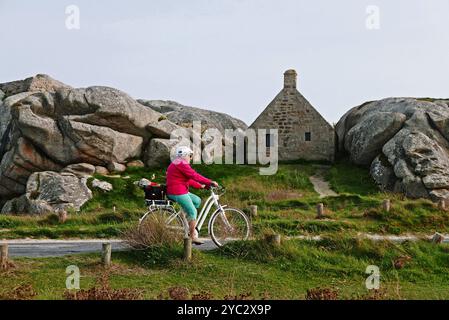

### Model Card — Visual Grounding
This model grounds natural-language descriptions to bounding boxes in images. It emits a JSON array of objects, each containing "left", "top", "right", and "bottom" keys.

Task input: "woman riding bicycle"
[{"left": 166, "top": 146, "right": 218, "bottom": 245}]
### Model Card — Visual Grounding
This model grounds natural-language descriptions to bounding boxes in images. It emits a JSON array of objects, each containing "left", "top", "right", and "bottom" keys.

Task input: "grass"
[
  {"left": 1, "top": 158, "right": 449, "bottom": 300},
  {"left": 2, "top": 237, "right": 449, "bottom": 300},
  {"left": 0, "top": 211, "right": 139, "bottom": 239},
  {"left": 326, "top": 162, "right": 379, "bottom": 195},
  {"left": 1, "top": 159, "right": 449, "bottom": 239},
  {"left": 1, "top": 155, "right": 448, "bottom": 300}
]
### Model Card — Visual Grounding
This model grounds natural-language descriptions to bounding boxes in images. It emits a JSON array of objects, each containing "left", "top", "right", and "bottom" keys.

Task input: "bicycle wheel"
[
  {"left": 139, "top": 207, "right": 186, "bottom": 242},
  {"left": 209, "top": 207, "right": 251, "bottom": 247}
]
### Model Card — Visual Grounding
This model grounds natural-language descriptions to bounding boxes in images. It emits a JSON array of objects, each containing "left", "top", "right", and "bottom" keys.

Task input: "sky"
[{"left": 1, "top": 0, "right": 448, "bottom": 125}]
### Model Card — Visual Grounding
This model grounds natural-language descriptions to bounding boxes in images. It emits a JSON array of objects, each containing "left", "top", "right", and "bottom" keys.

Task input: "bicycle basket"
[{"left": 144, "top": 184, "right": 167, "bottom": 201}]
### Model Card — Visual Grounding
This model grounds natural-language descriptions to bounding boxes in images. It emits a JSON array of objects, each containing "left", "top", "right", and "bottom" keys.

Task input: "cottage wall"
[{"left": 250, "top": 70, "right": 335, "bottom": 162}]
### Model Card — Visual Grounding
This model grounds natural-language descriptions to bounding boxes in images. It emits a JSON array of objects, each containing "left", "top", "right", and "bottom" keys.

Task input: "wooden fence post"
[
  {"left": 316, "top": 203, "right": 324, "bottom": 219},
  {"left": 183, "top": 238, "right": 192, "bottom": 261},
  {"left": 249, "top": 205, "right": 258, "bottom": 218},
  {"left": 58, "top": 211, "right": 67, "bottom": 224},
  {"left": 102, "top": 243, "right": 112, "bottom": 267},
  {"left": 265, "top": 234, "right": 281, "bottom": 246},
  {"left": 438, "top": 200, "right": 446, "bottom": 211},
  {"left": 432, "top": 232, "right": 445, "bottom": 244},
  {"left": 382, "top": 199, "right": 391, "bottom": 212},
  {"left": 1, "top": 244, "right": 8, "bottom": 270}
]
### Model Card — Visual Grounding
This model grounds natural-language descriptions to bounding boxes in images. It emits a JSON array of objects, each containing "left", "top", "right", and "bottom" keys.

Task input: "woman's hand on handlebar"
[{"left": 204, "top": 181, "right": 219, "bottom": 190}]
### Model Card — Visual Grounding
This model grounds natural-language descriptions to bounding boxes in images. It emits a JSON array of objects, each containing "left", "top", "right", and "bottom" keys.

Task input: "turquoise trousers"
[{"left": 167, "top": 193, "right": 201, "bottom": 221}]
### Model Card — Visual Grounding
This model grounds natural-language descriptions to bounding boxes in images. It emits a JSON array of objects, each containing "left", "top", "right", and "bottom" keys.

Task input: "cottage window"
[
  {"left": 266, "top": 134, "right": 274, "bottom": 147},
  {"left": 305, "top": 132, "right": 311, "bottom": 141}
]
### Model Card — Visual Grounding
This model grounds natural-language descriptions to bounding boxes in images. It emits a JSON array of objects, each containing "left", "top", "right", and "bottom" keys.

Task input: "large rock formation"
[
  {"left": 0, "top": 75, "right": 180, "bottom": 214},
  {"left": 139, "top": 99, "right": 248, "bottom": 158},
  {"left": 1, "top": 171, "right": 92, "bottom": 215},
  {"left": 336, "top": 97, "right": 449, "bottom": 202},
  {"left": 0, "top": 74, "right": 71, "bottom": 96},
  {"left": 144, "top": 138, "right": 179, "bottom": 168},
  {"left": 0, "top": 74, "right": 247, "bottom": 214},
  {"left": 137, "top": 99, "right": 248, "bottom": 133}
]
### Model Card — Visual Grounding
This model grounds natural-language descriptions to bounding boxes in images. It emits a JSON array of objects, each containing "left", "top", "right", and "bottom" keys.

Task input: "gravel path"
[
  {"left": 309, "top": 174, "right": 338, "bottom": 198},
  {"left": 0, "top": 238, "right": 216, "bottom": 258}
]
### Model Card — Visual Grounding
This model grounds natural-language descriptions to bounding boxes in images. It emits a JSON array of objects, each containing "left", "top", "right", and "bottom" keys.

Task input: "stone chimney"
[{"left": 284, "top": 69, "right": 297, "bottom": 89}]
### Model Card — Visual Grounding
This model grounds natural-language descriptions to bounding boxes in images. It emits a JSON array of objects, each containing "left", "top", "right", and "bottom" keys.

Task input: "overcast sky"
[{"left": 1, "top": 0, "right": 448, "bottom": 125}]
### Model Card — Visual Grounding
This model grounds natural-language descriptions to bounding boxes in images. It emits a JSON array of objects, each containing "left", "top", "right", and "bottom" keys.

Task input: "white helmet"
[
  {"left": 175, "top": 146, "right": 193, "bottom": 158},
  {"left": 137, "top": 178, "right": 151, "bottom": 188}
]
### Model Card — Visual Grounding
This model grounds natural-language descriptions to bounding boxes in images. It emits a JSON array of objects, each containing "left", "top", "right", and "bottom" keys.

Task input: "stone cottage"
[{"left": 249, "top": 70, "right": 335, "bottom": 162}]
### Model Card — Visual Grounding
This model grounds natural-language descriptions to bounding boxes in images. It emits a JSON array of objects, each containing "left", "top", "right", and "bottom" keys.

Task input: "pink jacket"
[{"left": 166, "top": 158, "right": 212, "bottom": 195}]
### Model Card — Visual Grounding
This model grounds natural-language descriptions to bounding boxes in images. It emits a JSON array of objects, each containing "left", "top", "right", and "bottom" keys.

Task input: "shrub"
[{"left": 122, "top": 215, "right": 183, "bottom": 249}]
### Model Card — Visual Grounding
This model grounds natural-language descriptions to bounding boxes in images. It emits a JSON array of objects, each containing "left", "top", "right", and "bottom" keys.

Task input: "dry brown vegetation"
[
  {"left": 0, "top": 284, "right": 37, "bottom": 300},
  {"left": 122, "top": 214, "right": 183, "bottom": 249},
  {"left": 167, "top": 286, "right": 190, "bottom": 300},
  {"left": 64, "top": 273, "right": 143, "bottom": 300},
  {"left": 265, "top": 190, "right": 303, "bottom": 202},
  {"left": 191, "top": 291, "right": 215, "bottom": 300},
  {"left": 352, "top": 289, "right": 390, "bottom": 300},
  {"left": 156, "top": 286, "right": 271, "bottom": 300},
  {"left": 305, "top": 287, "right": 339, "bottom": 300},
  {"left": 394, "top": 255, "right": 412, "bottom": 270}
]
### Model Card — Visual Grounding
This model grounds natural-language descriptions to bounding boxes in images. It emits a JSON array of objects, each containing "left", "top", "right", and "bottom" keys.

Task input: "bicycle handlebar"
[{"left": 209, "top": 184, "right": 226, "bottom": 195}]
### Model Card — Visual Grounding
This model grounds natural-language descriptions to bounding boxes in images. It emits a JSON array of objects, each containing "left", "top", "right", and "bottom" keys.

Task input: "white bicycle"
[{"left": 139, "top": 186, "right": 251, "bottom": 247}]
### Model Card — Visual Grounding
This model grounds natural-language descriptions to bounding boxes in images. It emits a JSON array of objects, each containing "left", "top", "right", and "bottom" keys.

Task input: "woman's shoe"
[{"left": 192, "top": 238, "right": 205, "bottom": 245}]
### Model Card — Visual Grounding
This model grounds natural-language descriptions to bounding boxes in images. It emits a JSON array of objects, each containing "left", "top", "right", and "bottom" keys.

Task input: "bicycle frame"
[{"left": 195, "top": 189, "right": 226, "bottom": 233}]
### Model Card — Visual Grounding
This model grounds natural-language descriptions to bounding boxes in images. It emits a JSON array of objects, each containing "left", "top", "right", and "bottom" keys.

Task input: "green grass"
[
  {"left": 2, "top": 238, "right": 449, "bottom": 300},
  {"left": 0, "top": 210, "right": 141, "bottom": 239},
  {"left": 327, "top": 161, "right": 379, "bottom": 195},
  {"left": 2, "top": 159, "right": 449, "bottom": 239}
]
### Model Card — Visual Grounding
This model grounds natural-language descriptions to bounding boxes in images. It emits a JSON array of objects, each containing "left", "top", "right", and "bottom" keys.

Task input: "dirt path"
[
  {"left": 309, "top": 172, "right": 338, "bottom": 198},
  {"left": 287, "top": 233, "right": 449, "bottom": 243}
]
